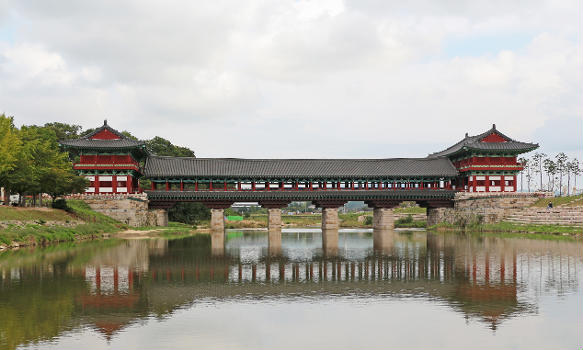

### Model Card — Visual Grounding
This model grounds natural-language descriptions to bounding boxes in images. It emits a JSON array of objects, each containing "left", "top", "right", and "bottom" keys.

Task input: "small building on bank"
[
  {"left": 428, "top": 124, "right": 538, "bottom": 193},
  {"left": 59, "top": 121, "right": 148, "bottom": 195}
]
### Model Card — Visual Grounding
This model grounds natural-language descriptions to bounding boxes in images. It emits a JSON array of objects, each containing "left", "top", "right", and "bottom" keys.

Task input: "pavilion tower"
[
  {"left": 428, "top": 124, "right": 538, "bottom": 192},
  {"left": 59, "top": 120, "right": 148, "bottom": 194}
]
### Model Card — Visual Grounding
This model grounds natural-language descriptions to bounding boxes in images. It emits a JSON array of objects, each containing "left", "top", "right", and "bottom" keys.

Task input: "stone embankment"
[
  {"left": 66, "top": 193, "right": 168, "bottom": 227},
  {"left": 505, "top": 207, "right": 583, "bottom": 226},
  {"left": 426, "top": 192, "right": 583, "bottom": 227}
]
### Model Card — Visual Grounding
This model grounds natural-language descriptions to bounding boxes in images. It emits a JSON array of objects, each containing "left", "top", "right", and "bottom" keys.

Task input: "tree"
[
  {"left": 146, "top": 136, "right": 195, "bottom": 157},
  {"left": 543, "top": 158, "right": 556, "bottom": 192},
  {"left": 518, "top": 157, "right": 527, "bottom": 192},
  {"left": 570, "top": 158, "right": 581, "bottom": 195},
  {"left": 43, "top": 122, "right": 83, "bottom": 140},
  {"left": 555, "top": 153, "right": 568, "bottom": 196},
  {"left": 532, "top": 153, "right": 546, "bottom": 190},
  {"left": 0, "top": 115, "right": 23, "bottom": 194},
  {"left": 40, "top": 168, "right": 88, "bottom": 204}
]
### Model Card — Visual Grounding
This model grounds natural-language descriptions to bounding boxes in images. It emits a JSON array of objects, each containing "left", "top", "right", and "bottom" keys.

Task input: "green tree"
[
  {"left": 43, "top": 122, "right": 83, "bottom": 140},
  {"left": 146, "top": 136, "right": 195, "bottom": 157},
  {"left": 0, "top": 115, "right": 23, "bottom": 195},
  {"left": 168, "top": 202, "right": 210, "bottom": 225},
  {"left": 40, "top": 168, "right": 88, "bottom": 204}
]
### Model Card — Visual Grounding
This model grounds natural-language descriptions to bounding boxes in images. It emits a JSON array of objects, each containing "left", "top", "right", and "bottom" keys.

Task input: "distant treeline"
[
  {"left": 519, "top": 153, "right": 581, "bottom": 196},
  {"left": 0, "top": 115, "right": 202, "bottom": 220}
]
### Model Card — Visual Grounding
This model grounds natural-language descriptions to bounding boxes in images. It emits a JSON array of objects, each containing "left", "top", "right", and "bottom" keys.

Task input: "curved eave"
[{"left": 442, "top": 144, "right": 539, "bottom": 158}]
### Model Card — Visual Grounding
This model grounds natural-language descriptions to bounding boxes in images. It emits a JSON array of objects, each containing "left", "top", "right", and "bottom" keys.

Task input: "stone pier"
[
  {"left": 372, "top": 208, "right": 394, "bottom": 230},
  {"left": 267, "top": 208, "right": 282, "bottom": 230},
  {"left": 366, "top": 200, "right": 399, "bottom": 230},
  {"left": 259, "top": 201, "right": 290, "bottom": 231},
  {"left": 210, "top": 209, "right": 225, "bottom": 231},
  {"left": 313, "top": 200, "right": 346, "bottom": 231},
  {"left": 322, "top": 208, "right": 339, "bottom": 230}
]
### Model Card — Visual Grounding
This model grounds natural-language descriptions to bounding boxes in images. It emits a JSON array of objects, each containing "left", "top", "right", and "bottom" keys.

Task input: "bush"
[
  {"left": 52, "top": 199, "right": 69, "bottom": 211},
  {"left": 364, "top": 216, "right": 373, "bottom": 225}
]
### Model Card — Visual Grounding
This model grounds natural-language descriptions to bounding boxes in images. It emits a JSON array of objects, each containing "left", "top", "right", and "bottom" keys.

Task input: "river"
[{"left": 0, "top": 229, "right": 581, "bottom": 349}]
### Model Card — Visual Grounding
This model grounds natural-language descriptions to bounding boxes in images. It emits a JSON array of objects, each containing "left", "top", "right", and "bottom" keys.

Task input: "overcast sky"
[{"left": 0, "top": 0, "right": 581, "bottom": 159}]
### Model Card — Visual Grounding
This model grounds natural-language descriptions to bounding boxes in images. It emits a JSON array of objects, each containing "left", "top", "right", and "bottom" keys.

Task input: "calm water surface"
[{"left": 0, "top": 229, "right": 581, "bottom": 350}]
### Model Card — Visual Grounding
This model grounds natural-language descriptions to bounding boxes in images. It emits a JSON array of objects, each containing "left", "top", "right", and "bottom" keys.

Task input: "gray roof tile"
[
  {"left": 144, "top": 156, "right": 458, "bottom": 179},
  {"left": 59, "top": 121, "right": 146, "bottom": 150},
  {"left": 428, "top": 125, "right": 538, "bottom": 158}
]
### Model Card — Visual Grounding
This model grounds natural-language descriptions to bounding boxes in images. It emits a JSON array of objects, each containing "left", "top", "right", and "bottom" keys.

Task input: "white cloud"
[{"left": 0, "top": 0, "right": 580, "bottom": 158}]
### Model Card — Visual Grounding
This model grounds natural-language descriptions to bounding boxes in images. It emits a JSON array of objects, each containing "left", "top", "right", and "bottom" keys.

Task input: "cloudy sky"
[{"left": 0, "top": 0, "right": 581, "bottom": 159}]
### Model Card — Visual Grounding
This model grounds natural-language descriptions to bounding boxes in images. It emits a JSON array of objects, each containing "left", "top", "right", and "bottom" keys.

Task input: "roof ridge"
[
  {"left": 148, "top": 155, "right": 450, "bottom": 161},
  {"left": 81, "top": 120, "right": 127, "bottom": 140}
]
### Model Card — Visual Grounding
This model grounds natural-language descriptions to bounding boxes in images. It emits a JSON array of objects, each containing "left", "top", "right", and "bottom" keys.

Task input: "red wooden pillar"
[
  {"left": 151, "top": 181, "right": 155, "bottom": 191},
  {"left": 195, "top": 181, "right": 198, "bottom": 191},
  {"left": 393, "top": 181, "right": 396, "bottom": 190},
  {"left": 485, "top": 175, "right": 489, "bottom": 192},
  {"left": 180, "top": 180, "right": 184, "bottom": 192},
  {"left": 94, "top": 175, "right": 100, "bottom": 194},
  {"left": 420, "top": 180, "right": 424, "bottom": 189},
  {"left": 165, "top": 181, "right": 170, "bottom": 191},
  {"left": 513, "top": 175, "right": 517, "bottom": 192},
  {"left": 309, "top": 181, "right": 313, "bottom": 190},
  {"left": 365, "top": 182, "right": 368, "bottom": 190},
  {"left": 351, "top": 181, "right": 355, "bottom": 190},
  {"left": 323, "top": 181, "right": 327, "bottom": 190},
  {"left": 295, "top": 181, "right": 299, "bottom": 190},
  {"left": 280, "top": 181, "right": 284, "bottom": 190},
  {"left": 127, "top": 176, "right": 134, "bottom": 193},
  {"left": 266, "top": 181, "right": 270, "bottom": 191},
  {"left": 237, "top": 182, "right": 241, "bottom": 191},
  {"left": 209, "top": 182, "right": 213, "bottom": 191},
  {"left": 252, "top": 182, "right": 256, "bottom": 191},
  {"left": 112, "top": 175, "right": 118, "bottom": 194},
  {"left": 224, "top": 181, "right": 227, "bottom": 191}
]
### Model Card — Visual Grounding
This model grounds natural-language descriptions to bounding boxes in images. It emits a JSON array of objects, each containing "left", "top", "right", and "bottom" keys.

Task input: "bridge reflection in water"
[{"left": 0, "top": 230, "right": 581, "bottom": 349}]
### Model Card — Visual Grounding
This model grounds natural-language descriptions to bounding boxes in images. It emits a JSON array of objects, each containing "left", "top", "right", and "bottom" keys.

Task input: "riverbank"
[
  {"left": 430, "top": 221, "right": 582, "bottom": 238},
  {"left": 0, "top": 201, "right": 197, "bottom": 249}
]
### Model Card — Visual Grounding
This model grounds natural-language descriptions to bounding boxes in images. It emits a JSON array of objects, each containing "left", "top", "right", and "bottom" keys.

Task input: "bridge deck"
[{"left": 146, "top": 189, "right": 456, "bottom": 205}]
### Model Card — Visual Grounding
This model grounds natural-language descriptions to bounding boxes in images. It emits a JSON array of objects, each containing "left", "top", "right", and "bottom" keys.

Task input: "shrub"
[
  {"left": 52, "top": 199, "right": 68, "bottom": 211},
  {"left": 364, "top": 216, "right": 373, "bottom": 225}
]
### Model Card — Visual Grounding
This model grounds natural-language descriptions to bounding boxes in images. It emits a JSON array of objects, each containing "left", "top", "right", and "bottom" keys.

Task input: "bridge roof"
[
  {"left": 144, "top": 156, "right": 458, "bottom": 179},
  {"left": 428, "top": 124, "right": 538, "bottom": 158}
]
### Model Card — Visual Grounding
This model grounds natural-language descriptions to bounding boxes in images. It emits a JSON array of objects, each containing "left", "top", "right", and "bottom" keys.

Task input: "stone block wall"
[
  {"left": 427, "top": 192, "right": 553, "bottom": 226},
  {"left": 66, "top": 193, "right": 168, "bottom": 227}
]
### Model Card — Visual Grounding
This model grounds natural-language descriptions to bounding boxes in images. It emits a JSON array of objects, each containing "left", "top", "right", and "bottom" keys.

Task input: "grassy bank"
[
  {"left": 0, "top": 200, "right": 127, "bottom": 247},
  {"left": 531, "top": 194, "right": 583, "bottom": 207},
  {"left": 430, "top": 221, "right": 582, "bottom": 237}
]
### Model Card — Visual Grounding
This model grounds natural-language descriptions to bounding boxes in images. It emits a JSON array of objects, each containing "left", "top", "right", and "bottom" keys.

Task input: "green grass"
[
  {"left": 430, "top": 221, "right": 582, "bottom": 236},
  {"left": 531, "top": 194, "right": 583, "bottom": 207},
  {"left": 0, "top": 200, "right": 127, "bottom": 246},
  {"left": 0, "top": 206, "right": 73, "bottom": 222}
]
